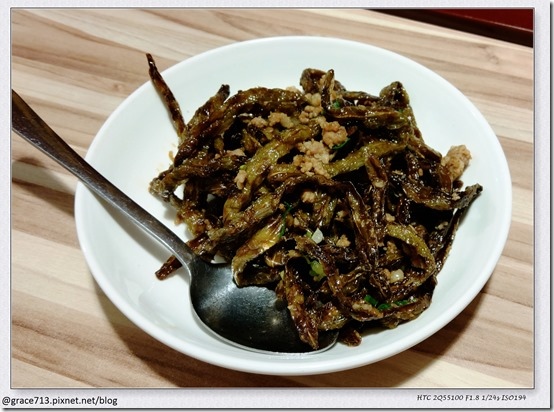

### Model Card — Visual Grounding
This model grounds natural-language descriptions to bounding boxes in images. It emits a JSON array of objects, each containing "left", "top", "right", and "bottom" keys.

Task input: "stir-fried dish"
[{"left": 146, "top": 54, "right": 482, "bottom": 349}]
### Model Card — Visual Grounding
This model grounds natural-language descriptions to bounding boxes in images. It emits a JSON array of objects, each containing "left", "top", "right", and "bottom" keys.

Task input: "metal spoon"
[{"left": 11, "top": 90, "right": 338, "bottom": 354}]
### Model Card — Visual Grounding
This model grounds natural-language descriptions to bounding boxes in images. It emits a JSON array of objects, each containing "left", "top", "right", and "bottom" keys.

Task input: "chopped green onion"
[
  {"left": 365, "top": 295, "right": 417, "bottom": 311},
  {"left": 310, "top": 227, "right": 324, "bottom": 244},
  {"left": 364, "top": 294, "right": 379, "bottom": 306},
  {"left": 279, "top": 201, "right": 293, "bottom": 237},
  {"left": 394, "top": 295, "right": 417, "bottom": 307},
  {"left": 308, "top": 259, "right": 325, "bottom": 281},
  {"left": 377, "top": 303, "right": 392, "bottom": 310},
  {"left": 332, "top": 138, "right": 350, "bottom": 150}
]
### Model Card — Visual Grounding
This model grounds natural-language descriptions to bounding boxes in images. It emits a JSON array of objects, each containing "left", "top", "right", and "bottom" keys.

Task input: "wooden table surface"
[{"left": 10, "top": 8, "right": 534, "bottom": 394}]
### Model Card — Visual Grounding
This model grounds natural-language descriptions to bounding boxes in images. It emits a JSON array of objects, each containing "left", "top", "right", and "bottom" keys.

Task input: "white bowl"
[{"left": 74, "top": 36, "right": 511, "bottom": 376}]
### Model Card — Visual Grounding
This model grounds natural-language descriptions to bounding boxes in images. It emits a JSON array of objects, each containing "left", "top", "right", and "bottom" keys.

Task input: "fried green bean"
[{"left": 147, "top": 57, "right": 482, "bottom": 349}]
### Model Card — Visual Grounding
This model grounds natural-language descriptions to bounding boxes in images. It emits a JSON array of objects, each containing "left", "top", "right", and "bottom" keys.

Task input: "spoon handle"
[{"left": 11, "top": 89, "right": 195, "bottom": 265}]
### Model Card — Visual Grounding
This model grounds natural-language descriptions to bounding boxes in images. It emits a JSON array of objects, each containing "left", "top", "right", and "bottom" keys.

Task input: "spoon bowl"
[
  {"left": 189, "top": 257, "right": 338, "bottom": 353},
  {"left": 11, "top": 89, "right": 338, "bottom": 354}
]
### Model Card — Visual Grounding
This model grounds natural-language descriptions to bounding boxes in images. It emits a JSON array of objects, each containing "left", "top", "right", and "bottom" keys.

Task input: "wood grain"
[{"left": 10, "top": 8, "right": 533, "bottom": 389}]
